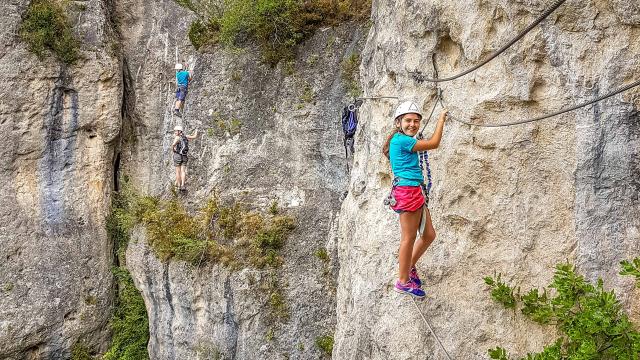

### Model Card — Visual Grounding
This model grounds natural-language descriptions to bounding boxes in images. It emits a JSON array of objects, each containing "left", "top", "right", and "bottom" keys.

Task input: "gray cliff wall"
[
  {"left": 335, "top": 0, "right": 640, "bottom": 359},
  {"left": 114, "top": 0, "right": 362, "bottom": 358},
  {"left": 0, "top": 0, "right": 122, "bottom": 358},
  {"left": 1, "top": 0, "right": 640, "bottom": 359}
]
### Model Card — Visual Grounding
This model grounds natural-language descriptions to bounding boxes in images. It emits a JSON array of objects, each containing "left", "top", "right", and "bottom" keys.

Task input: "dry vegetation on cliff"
[
  {"left": 114, "top": 179, "right": 296, "bottom": 269},
  {"left": 19, "top": 0, "right": 80, "bottom": 64},
  {"left": 177, "top": 0, "right": 370, "bottom": 64}
]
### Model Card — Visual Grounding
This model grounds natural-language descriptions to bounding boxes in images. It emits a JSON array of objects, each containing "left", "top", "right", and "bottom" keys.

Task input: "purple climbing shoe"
[
  {"left": 394, "top": 279, "right": 425, "bottom": 298},
  {"left": 410, "top": 266, "right": 422, "bottom": 287}
]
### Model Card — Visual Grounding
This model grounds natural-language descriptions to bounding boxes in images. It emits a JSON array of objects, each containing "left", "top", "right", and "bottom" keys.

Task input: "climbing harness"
[
  {"left": 420, "top": 0, "right": 567, "bottom": 82},
  {"left": 444, "top": 78, "right": 640, "bottom": 127},
  {"left": 411, "top": 298, "right": 454, "bottom": 360}
]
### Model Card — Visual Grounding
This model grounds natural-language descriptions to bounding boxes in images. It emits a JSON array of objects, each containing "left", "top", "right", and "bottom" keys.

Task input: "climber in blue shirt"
[{"left": 174, "top": 63, "right": 192, "bottom": 117}]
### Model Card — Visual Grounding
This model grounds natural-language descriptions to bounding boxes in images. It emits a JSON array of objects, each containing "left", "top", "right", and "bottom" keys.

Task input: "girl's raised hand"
[{"left": 439, "top": 109, "right": 449, "bottom": 120}]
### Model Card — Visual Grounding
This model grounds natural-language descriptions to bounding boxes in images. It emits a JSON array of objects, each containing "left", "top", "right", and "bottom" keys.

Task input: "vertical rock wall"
[
  {"left": 114, "top": 0, "right": 362, "bottom": 358},
  {"left": 335, "top": 0, "right": 640, "bottom": 358},
  {"left": 0, "top": 0, "right": 122, "bottom": 358}
]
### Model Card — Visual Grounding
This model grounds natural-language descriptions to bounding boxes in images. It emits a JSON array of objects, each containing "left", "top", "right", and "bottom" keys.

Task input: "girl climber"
[{"left": 383, "top": 101, "right": 448, "bottom": 298}]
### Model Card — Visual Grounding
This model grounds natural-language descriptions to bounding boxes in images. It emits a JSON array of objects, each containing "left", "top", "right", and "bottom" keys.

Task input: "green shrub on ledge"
[
  {"left": 114, "top": 181, "right": 296, "bottom": 269},
  {"left": 485, "top": 261, "right": 640, "bottom": 359},
  {"left": 20, "top": 0, "right": 80, "bottom": 64},
  {"left": 175, "top": 0, "right": 371, "bottom": 64}
]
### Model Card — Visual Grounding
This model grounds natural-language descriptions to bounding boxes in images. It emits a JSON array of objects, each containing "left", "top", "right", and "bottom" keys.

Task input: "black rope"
[
  {"left": 419, "top": 89, "right": 443, "bottom": 135},
  {"left": 423, "top": 0, "right": 567, "bottom": 83},
  {"left": 447, "top": 78, "right": 640, "bottom": 127}
]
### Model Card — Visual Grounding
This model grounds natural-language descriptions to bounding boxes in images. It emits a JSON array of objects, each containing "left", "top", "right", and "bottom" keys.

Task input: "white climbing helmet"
[
  {"left": 394, "top": 101, "right": 422, "bottom": 120},
  {"left": 175, "top": 63, "right": 183, "bottom": 70},
  {"left": 174, "top": 125, "right": 183, "bottom": 132}
]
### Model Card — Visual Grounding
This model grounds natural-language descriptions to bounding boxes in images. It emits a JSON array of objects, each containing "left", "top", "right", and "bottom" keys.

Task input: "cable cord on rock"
[
  {"left": 445, "top": 78, "right": 640, "bottom": 127},
  {"left": 411, "top": 298, "right": 454, "bottom": 360},
  {"left": 422, "top": 0, "right": 567, "bottom": 83}
]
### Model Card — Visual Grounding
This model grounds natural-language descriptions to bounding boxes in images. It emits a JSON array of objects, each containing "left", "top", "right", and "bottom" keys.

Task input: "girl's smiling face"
[{"left": 397, "top": 113, "right": 422, "bottom": 136}]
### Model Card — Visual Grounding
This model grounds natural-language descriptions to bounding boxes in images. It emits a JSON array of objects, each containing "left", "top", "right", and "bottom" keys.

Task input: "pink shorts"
[{"left": 391, "top": 186, "right": 425, "bottom": 213}]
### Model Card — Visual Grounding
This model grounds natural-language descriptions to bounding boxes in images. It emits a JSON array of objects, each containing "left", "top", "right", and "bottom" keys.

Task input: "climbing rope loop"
[{"left": 423, "top": 0, "right": 567, "bottom": 82}]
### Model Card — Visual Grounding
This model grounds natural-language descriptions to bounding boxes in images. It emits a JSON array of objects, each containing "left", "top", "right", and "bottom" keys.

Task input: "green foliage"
[
  {"left": 84, "top": 295, "right": 97, "bottom": 306},
  {"left": 179, "top": 0, "right": 371, "bottom": 64},
  {"left": 210, "top": 112, "right": 242, "bottom": 137},
  {"left": 258, "top": 273, "right": 290, "bottom": 321},
  {"left": 484, "top": 274, "right": 517, "bottom": 309},
  {"left": 300, "top": 83, "right": 315, "bottom": 104},
  {"left": 71, "top": 342, "right": 92, "bottom": 360},
  {"left": 103, "top": 268, "right": 150, "bottom": 360},
  {"left": 488, "top": 347, "right": 509, "bottom": 360},
  {"left": 188, "top": 19, "right": 219, "bottom": 51},
  {"left": 112, "top": 181, "right": 296, "bottom": 269},
  {"left": 265, "top": 327, "right": 275, "bottom": 341},
  {"left": 20, "top": 0, "right": 80, "bottom": 64},
  {"left": 268, "top": 200, "right": 279, "bottom": 215},
  {"left": 485, "top": 262, "right": 640, "bottom": 359},
  {"left": 314, "top": 248, "right": 329, "bottom": 262},
  {"left": 315, "top": 335, "right": 334, "bottom": 356},
  {"left": 104, "top": 184, "right": 150, "bottom": 360},
  {"left": 620, "top": 258, "right": 640, "bottom": 287},
  {"left": 173, "top": 0, "right": 197, "bottom": 12},
  {"left": 341, "top": 52, "right": 361, "bottom": 98}
]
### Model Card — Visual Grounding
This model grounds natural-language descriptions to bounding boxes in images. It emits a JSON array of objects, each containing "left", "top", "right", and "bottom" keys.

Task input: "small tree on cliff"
[{"left": 485, "top": 260, "right": 640, "bottom": 359}]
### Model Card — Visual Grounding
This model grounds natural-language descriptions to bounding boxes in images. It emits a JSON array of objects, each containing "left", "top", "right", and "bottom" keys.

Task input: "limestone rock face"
[
  {"left": 2, "top": 0, "right": 640, "bottom": 358},
  {"left": 0, "top": 0, "right": 121, "bottom": 358},
  {"left": 334, "top": 0, "right": 640, "bottom": 358},
  {"left": 115, "top": 0, "right": 362, "bottom": 358}
]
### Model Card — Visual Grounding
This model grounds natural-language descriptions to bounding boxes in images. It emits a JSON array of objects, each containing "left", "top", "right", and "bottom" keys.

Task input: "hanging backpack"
[
  {"left": 175, "top": 135, "right": 189, "bottom": 155},
  {"left": 341, "top": 100, "right": 363, "bottom": 172}
]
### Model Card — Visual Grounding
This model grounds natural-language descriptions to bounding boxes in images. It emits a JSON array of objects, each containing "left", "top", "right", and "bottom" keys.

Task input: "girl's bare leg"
[
  {"left": 174, "top": 166, "right": 181, "bottom": 187},
  {"left": 411, "top": 207, "right": 436, "bottom": 267},
  {"left": 180, "top": 165, "right": 187, "bottom": 187},
  {"left": 398, "top": 209, "right": 421, "bottom": 283}
]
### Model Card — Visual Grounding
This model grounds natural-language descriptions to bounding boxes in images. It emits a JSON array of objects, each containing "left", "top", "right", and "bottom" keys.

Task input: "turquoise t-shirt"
[
  {"left": 176, "top": 70, "right": 190, "bottom": 86},
  {"left": 389, "top": 133, "right": 423, "bottom": 186}
]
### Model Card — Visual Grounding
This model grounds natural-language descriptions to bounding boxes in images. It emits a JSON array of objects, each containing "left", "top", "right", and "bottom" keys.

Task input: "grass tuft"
[{"left": 20, "top": 0, "right": 80, "bottom": 64}]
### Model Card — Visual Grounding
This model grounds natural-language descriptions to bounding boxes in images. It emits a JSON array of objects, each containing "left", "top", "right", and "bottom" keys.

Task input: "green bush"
[
  {"left": 104, "top": 186, "right": 150, "bottom": 360},
  {"left": 486, "top": 261, "right": 640, "bottom": 359},
  {"left": 180, "top": 0, "right": 371, "bottom": 64},
  {"left": 315, "top": 335, "right": 334, "bottom": 356},
  {"left": 20, "top": 0, "right": 80, "bottom": 64},
  {"left": 103, "top": 268, "right": 150, "bottom": 360},
  {"left": 314, "top": 248, "right": 329, "bottom": 262},
  {"left": 113, "top": 181, "right": 296, "bottom": 269},
  {"left": 188, "top": 19, "right": 219, "bottom": 51},
  {"left": 70, "top": 342, "right": 92, "bottom": 360},
  {"left": 620, "top": 258, "right": 640, "bottom": 287}
]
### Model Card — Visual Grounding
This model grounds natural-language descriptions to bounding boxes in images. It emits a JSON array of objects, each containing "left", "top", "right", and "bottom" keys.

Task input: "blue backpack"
[{"left": 341, "top": 100, "right": 363, "bottom": 171}]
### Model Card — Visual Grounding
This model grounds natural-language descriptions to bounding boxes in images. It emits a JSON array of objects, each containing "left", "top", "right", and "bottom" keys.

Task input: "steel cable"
[
  {"left": 411, "top": 298, "right": 454, "bottom": 360},
  {"left": 446, "top": 78, "right": 640, "bottom": 127},
  {"left": 423, "top": 0, "right": 567, "bottom": 82}
]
